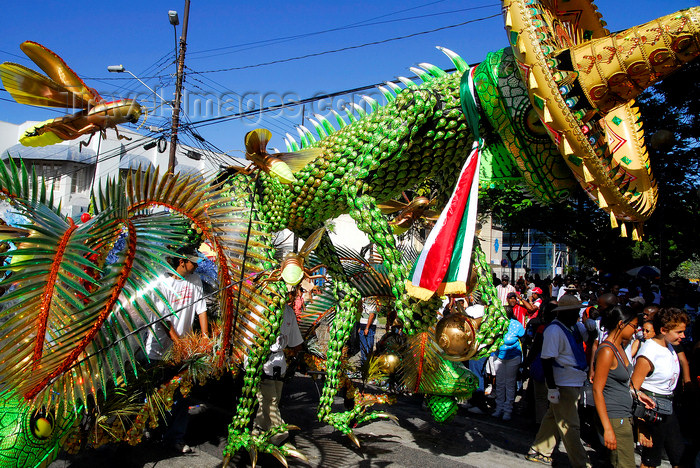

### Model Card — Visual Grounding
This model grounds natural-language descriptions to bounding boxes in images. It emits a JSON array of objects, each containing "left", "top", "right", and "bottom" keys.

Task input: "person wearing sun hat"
[
  {"left": 557, "top": 282, "right": 580, "bottom": 301},
  {"left": 527, "top": 294, "right": 593, "bottom": 467}
]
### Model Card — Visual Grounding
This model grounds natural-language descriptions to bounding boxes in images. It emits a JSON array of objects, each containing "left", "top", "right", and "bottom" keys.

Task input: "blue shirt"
[{"left": 495, "top": 318, "right": 525, "bottom": 360}]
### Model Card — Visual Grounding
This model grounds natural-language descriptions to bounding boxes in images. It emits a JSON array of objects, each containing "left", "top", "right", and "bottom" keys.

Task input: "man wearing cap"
[
  {"left": 496, "top": 275, "right": 516, "bottom": 305},
  {"left": 527, "top": 295, "right": 592, "bottom": 467},
  {"left": 510, "top": 288, "right": 543, "bottom": 325},
  {"left": 146, "top": 246, "right": 209, "bottom": 358},
  {"left": 144, "top": 246, "right": 208, "bottom": 453},
  {"left": 529, "top": 287, "right": 543, "bottom": 319},
  {"left": 506, "top": 291, "right": 534, "bottom": 326}
]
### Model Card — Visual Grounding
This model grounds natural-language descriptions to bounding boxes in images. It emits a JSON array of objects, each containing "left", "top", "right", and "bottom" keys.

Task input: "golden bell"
[
  {"left": 375, "top": 353, "right": 401, "bottom": 375},
  {"left": 435, "top": 313, "right": 478, "bottom": 361}
]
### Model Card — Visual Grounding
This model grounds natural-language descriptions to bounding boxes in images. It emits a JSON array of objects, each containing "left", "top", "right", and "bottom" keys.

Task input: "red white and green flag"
[{"left": 406, "top": 143, "right": 481, "bottom": 300}]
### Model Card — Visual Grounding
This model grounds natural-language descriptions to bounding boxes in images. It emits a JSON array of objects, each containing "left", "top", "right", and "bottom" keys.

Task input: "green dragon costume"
[{"left": 0, "top": 0, "right": 698, "bottom": 466}]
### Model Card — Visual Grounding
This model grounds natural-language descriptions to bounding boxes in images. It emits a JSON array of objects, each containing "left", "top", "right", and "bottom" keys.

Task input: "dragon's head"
[
  {"left": 503, "top": 0, "right": 700, "bottom": 234},
  {"left": 0, "top": 395, "right": 79, "bottom": 468}
]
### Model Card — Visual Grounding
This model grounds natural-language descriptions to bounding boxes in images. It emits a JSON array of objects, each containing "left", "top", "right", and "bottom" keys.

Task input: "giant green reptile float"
[{"left": 0, "top": 0, "right": 698, "bottom": 466}]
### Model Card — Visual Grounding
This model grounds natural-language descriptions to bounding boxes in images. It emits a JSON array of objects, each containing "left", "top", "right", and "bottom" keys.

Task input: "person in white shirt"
[
  {"left": 496, "top": 275, "right": 516, "bottom": 305},
  {"left": 527, "top": 295, "right": 593, "bottom": 467},
  {"left": 631, "top": 307, "right": 689, "bottom": 468},
  {"left": 145, "top": 249, "right": 208, "bottom": 360},
  {"left": 144, "top": 246, "right": 208, "bottom": 454},
  {"left": 254, "top": 294, "right": 303, "bottom": 446}
]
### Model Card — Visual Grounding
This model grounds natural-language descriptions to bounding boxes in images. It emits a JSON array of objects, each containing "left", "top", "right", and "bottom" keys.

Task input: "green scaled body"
[{"left": 223, "top": 47, "right": 552, "bottom": 456}]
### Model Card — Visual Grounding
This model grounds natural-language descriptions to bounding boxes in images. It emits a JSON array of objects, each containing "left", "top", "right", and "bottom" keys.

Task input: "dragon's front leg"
[
  {"left": 346, "top": 193, "right": 427, "bottom": 334},
  {"left": 314, "top": 235, "right": 396, "bottom": 446},
  {"left": 223, "top": 289, "right": 307, "bottom": 465},
  {"left": 221, "top": 216, "right": 306, "bottom": 465}
]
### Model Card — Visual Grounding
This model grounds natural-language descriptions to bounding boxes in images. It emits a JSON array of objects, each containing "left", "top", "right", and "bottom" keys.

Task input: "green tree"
[{"left": 479, "top": 60, "right": 700, "bottom": 276}]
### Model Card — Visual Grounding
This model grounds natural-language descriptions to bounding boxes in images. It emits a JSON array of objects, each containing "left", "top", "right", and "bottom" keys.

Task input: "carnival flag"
[{"left": 406, "top": 143, "right": 481, "bottom": 300}]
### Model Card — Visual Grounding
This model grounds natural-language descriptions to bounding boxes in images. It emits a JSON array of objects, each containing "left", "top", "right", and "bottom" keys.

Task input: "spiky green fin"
[
  {"left": 418, "top": 62, "right": 447, "bottom": 78},
  {"left": 436, "top": 46, "right": 468, "bottom": 73},
  {"left": 295, "top": 127, "right": 309, "bottom": 149},
  {"left": 314, "top": 113, "right": 336, "bottom": 136},
  {"left": 409, "top": 66, "right": 432, "bottom": 82},
  {"left": 343, "top": 105, "right": 357, "bottom": 123},
  {"left": 0, "top": 157, "right": 61, "bottom": 215},
  {"left": 396, "top": 76, "right": 416, "bottom": 87},
  {"left": 361, "top": 95, "right": 379, "bottom": 113},
  {"left": 385, "top": 81, "right": 402, "bottom": 94},
  {"left": 307, "top": 118, "right": 327, "bottom": 139},
  {"left": 331, "top": 110, "right": 347, "bottom": 129},
  {"left": 350, "top": 102, "right": 367, "bottom": 118},
  {"left": 299, "top": 125, "right": 316, "bottom": 143},
  {"left": 377, "top": 85, "right": 395, "bottom": 102}
]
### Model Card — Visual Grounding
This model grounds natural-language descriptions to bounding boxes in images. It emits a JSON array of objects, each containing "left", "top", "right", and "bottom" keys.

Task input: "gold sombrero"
[{"left": 503, "top": 0, "right": 700, "bottom": 238}]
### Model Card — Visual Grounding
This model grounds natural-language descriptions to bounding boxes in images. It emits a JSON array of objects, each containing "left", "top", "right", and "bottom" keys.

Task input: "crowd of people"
[{"left": 462, "top": 273, "right": 700, "bottom": 468}]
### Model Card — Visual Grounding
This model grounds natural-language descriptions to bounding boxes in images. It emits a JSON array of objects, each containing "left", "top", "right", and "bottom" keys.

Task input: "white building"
[
  {"left": 0, "top": 120, "right": 235, "bottom": 218},
  {"left": 0, "top": 120, "right": 568, "bottom": 279}
]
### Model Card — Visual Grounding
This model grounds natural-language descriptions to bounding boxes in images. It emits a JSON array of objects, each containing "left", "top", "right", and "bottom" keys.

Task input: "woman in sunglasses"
[{"left": 592, "top": 305, "right": 649, "bottom": 467}]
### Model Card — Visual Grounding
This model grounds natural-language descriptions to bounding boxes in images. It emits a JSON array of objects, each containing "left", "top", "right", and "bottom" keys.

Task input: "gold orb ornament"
[
  {"left": 435, "top": 313, "right": 478, "bottom": 361},
  {"left": 375, "top": 353, "right": 401, "bottom": 375}
]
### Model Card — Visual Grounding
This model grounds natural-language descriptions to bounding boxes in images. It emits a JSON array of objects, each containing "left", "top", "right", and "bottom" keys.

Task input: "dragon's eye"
[
  {"left": 30, "top": 410, "right": 54, "bottom": 440},
  {"left": 525, "top": 108, "right": 547, "bottom": 136}
]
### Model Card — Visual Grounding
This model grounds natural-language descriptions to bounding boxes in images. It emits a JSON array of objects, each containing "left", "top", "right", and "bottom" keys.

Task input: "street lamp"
[
  {"left": 107, "top": 65, "right": 169, "bottom": 106},
  {"left": 168, "top": 10, "right": 179, "bottom": 26}
]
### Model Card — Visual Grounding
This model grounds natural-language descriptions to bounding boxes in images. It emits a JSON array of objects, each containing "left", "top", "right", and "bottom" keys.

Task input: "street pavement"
[{"left": 49, "top": 374, "right": 669, "bottom": 468}]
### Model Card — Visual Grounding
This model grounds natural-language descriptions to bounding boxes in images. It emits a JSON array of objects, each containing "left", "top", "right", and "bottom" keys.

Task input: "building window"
[
  {"left": 4, "top": 160, "right": 95, "bottom": 194},
  {"left": 70, "top": 164, "right": 95, "bottom": 193}
]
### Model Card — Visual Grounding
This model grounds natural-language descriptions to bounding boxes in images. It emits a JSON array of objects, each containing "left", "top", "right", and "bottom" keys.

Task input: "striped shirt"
[{"left": 496, "top": 283, "right": 516, "bottom": 305}]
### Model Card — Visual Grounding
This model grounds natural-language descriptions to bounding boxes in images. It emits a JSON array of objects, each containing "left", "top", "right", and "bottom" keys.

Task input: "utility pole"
[{"left": 168, "top": 0, "right": 191, "bottom": 173}]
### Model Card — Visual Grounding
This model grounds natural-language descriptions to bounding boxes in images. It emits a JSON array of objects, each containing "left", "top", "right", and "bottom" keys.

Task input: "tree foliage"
[{"left": 479, "top": 60, "right": 700, "bottom": 276}]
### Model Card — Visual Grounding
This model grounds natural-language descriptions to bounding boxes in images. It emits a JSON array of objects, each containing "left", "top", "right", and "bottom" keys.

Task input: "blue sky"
[{"left": 1, "top": 0, "right": 697, "bottom": 163}]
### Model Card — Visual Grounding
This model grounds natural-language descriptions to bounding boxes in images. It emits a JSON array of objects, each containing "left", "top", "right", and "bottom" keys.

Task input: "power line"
[
  {"left": 0, "top": 94, "right": 71, "bottom": 115},
  {"left": 80, "top": 12, "right": 499, "bottom": 81},
  {"left": 5, "top": 133, "right": 158, "bottom": 185},
  {"left": 180, "top": 67, "right": 458, "bottom": 130},
  {"left": 185, "top": 14, "right": 500, "bottom": 75},
  {"left": 0, "top": 48, "right": 30, "bottom": 61},
  {"left": 188, "top": 4, "right": 500, "bottom": 60},
  {"left": 183, "top": 66, "right": 300, "bottom": 137}
]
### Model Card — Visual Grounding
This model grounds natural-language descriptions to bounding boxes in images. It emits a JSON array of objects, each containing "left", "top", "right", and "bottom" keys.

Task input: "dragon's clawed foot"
[
  {"left": 222, "top": 425, "right": 308, "bottom": 468},
  {"left": 322, "top": 405, "right": 398, "bottom": 448}
]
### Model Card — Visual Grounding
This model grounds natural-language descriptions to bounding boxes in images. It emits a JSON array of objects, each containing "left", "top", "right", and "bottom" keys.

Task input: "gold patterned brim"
[{"left": 503, "top": 0, "right": 700, "bottom": 238}]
